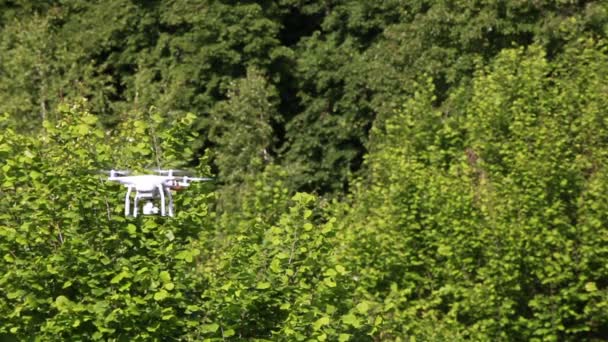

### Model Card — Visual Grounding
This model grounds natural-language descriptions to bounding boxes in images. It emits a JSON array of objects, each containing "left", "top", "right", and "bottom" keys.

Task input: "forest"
[{"left": 1, "top": 0, "right": 608, "bottom": 340}]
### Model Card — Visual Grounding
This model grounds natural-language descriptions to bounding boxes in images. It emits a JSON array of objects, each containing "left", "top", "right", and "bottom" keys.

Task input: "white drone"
[{"left": 106, "top": 169, "right": 212, "bottom": 217}]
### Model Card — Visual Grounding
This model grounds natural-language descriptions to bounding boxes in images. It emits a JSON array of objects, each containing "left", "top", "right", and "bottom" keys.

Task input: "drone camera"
[{"left": 143, "top": 201, "right": 160, "bottom": 215}]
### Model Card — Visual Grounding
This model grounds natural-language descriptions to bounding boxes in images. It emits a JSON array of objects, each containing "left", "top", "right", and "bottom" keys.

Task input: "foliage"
[
  {"left": 338, "top": 40, "right": 608, "bottom": 340},
  {"left": 2, "top": 1, "right": 608, "bottom": 340},
  {"left": 207, "top": 67, "right": 278, "bottom": 184},
  {"left": 3, "top": 0, "right": 606, "bottom": 193},
  {"left": 0, "top": 102, "right": 214, "bottom": 340}
]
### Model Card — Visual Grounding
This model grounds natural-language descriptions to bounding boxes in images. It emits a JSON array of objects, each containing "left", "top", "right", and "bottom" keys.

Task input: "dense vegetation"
[{"left": 2, "top": 0, "right": 608, "bottom": 340}]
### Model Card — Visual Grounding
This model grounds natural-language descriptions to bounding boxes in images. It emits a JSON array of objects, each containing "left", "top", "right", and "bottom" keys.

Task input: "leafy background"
[{"left": 1, "top": 0, "right": 608, "bottom": 340}]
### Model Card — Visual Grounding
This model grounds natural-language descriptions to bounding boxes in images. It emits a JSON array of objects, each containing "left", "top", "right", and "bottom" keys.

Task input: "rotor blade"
[
  {"left": 99, "top": 169, "right": 131, "bottom": 176},
  {"left": 148, "top": 168, "right": 192, "bottom": 175},
  {"left": 187, "top": 177, "right": 214, "bottom": 182}
]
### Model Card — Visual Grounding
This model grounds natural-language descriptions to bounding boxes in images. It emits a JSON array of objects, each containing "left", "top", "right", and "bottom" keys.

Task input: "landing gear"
[{"left": 125, "top": 184, "right": 174, "bottom": 217}]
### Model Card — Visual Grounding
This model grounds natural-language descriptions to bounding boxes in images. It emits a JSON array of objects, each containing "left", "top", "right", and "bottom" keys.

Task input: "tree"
[
  {"left": 207, "top": 67, "right": 278, "bottom": 184},
  {"left": 0, "top": 101, "right": 214, "bottom": 340},
  {"left": 338, "top": 40, "right": 608, "bottom": 340}
]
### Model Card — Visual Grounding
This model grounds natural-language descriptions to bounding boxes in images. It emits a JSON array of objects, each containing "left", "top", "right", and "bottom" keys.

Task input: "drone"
[{"left": 106, "top": 169, "right": 212, "bottom": 217}]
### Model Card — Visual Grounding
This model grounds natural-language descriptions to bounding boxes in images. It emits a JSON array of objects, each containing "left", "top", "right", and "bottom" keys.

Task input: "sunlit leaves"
[
  {"left": 344, "top": 40, "right": 608, "bottom": 340},
  {"left": 0, "top": 103, "right": 213, "bottom": 340},
  {"left": 1, "top": 3, "right": 608, "bottom": 338}
]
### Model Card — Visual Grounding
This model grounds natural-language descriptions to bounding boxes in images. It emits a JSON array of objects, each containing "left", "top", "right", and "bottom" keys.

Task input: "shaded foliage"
[
  {"left": 2, "top": 0, "right": 606, "bottom": 193},
  {"left": 2, "top": 1, "right": 608, "bottom": 341}
]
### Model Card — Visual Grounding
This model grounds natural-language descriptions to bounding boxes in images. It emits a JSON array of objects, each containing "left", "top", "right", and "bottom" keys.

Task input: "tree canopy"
[{"left": 2, "top": 0, "right": 608, "bottom": 340}]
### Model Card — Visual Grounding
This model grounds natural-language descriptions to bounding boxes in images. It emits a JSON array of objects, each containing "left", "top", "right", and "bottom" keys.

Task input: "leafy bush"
[{"left": 2, "top": 40, "right": 608, "bottom": 341}]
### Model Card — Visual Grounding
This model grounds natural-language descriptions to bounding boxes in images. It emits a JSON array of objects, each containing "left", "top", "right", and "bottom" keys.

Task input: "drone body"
[{"left": 107, "top": 169, "right": 211, "bottom": 217}]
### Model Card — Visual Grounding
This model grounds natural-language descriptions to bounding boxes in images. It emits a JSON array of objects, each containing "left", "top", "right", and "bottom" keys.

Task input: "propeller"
[
  {"left": 185, "top": 177, "right": 214, "bottom": 182},
  {"left": 169, "top": 176, "right": 214, "bottom": 190},
  {"left": 148, "top": 168, "right": 192, "bottom": 176},
  {"left": 98, "top": 169, "right": 131, "bottom": 176}
]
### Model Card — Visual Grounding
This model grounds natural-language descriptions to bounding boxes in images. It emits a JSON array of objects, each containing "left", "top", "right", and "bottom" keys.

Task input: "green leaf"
[
  {"left": 146, "top": 323, "right": 160, "bottom": 332},
  {"left": 356, "top": 301, "right": 370, "bottom": 314},
  {"left": 585, "top": 282, "right": 598, "bottom": 292},
  {"left": 323, "top": 277, "right": 336, "bottom": 288},
  {"left": 75, "top": 123, "right": 90, "bottom": 136},
  {"left": 339, "top": 334, "right": 351, "bottom": 342},
  {"left": 342, "top": 313, "right": 361, "bottom": 328},
  {"left": 29, "top": 170, "right": 42, "bottom": 180},
  {"left": 3, "top": 253, "right": 14, "bottom": 263},
  {"left": 119, "top": 282, "right": 132, "bottom": 291},
  {"left": 175, "top": 250, "right": 193, "bottom": 262},
  {"left": 256, "top": 281, "right": 271, "bottom": 290},
  {"left": 276, "top": 252, "right": 289, "bottom": 259},
  {"left": 110, "top": 270, "right": 131, "bottom": 284},
  {"left": 55, "top": 295, "right": 72, "bottom": 311},
  {"left": 326, "top": 304, "right": 336, "bottom": 315},
  {"left": 304, "top": 209, "right": 313, "bottom": 219},
  {"left": 159, "top": 271, "right": 171, "bottom": 283},
  {"left": 92, "top": 301, "right": 109, "bottom": 315},
  {"left": 313, "top": 316, "right": 330, "bottom": 331},
  {"left": 153, "top": 290, "right": 169, "bottom": 301},
  {"left": 201, "top": 323, "right": 219, "bottom": 333},
  {"left": 324, "top": 268, "right": 337, "bottom": 277},
  {"left": 269, "top": 259, "right": 281, "bottom": 273},
  {"left": 335, "top": 265, "right": 346, "bottom": 275},
  {"left": 437, "top": 244, "right": 453, "bottom": 257},
  {"left": 82, "top": 115, "right": 98, "bottom": 125},
  {"left": 126, "top": 224, "right": 137, "bottom": 235},
  {"left": 133, "top": 120, "right": 147, "bottom": 134},
  {"left": 186, "top": 305, "right": 200, "bottom": 313},
  {"left": 110, "top": 274, "right": 123, "bottom": 284}
]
